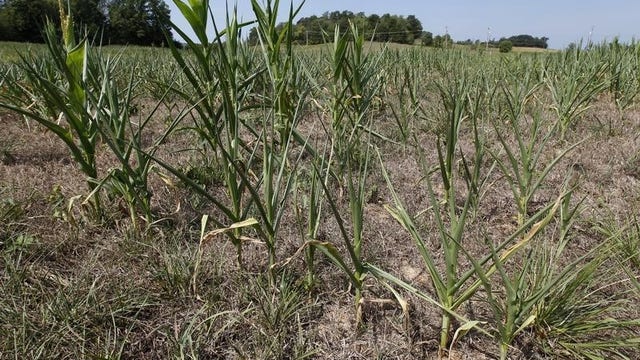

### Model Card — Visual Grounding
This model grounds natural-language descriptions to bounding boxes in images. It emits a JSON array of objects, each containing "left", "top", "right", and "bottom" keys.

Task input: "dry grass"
[{"left": 2, "top": 87, "right": 639, "bottom": 358}]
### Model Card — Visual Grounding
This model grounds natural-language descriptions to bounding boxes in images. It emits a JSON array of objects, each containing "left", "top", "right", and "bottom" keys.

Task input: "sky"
[{"left": 167, "top": 0, "right": 640, "bottom": 49}]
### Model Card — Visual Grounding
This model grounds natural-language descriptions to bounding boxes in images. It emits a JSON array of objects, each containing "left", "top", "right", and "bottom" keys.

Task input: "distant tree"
[
  {"left": 499, "top": 40, "right": 513, "bottom": 53},
  {"left": 293, "top": 23, "right": 306, "bottom": 44},
  {"left": 283, "top": 11, "right": 424, "bottom": 45},
  {"left": 0, "top": 1, "right": 15, "bottom": 41},
  {"left": 0, "top": 0, "right": 172, "bottom": 46},
  {"left": 421, "top": 31, "right": 433, "bottom": 46},
  {"left": 376, "top": 14, "right": 392, "bottom": 42},
  {"left": 0, "top": 0, "right": 58, "bottom": 42},
  {"left": 456, "top": 39, "right": 473, "bottom": 46},
  {"left": 107, "top": 0, "right": 172, "bottom": 46},
  {"left": 337, "top": 10, "right": 353, "bottom": 30},
  {"left": 505, "top": 34, "right": 548, "bottom": 48},
  {"left": 108, "top": 0, "right": 145, "bottom": 44},
  {"left": 367, "top": 13, "right": 379, "bottom": 32},
  {"left": 406, "top": 15, "right": 422, "bottom": 43},
  {"left": 433, "top": 35, "right": 443, "bottom": 48},
  {"left": 433, "top": 34, "right": 452, "bottom": 48},
  {"left": 71, "top": 0, "right": 108, "bottom": 39},
  {"left": 352, "top": 13, "right": 367, "bottom": 37},
  {"left": 541, "top": 37, "right": 549, "bottom": 49},
  {"left": 145, "top": 0, "right": 172, "bottom": 45}
]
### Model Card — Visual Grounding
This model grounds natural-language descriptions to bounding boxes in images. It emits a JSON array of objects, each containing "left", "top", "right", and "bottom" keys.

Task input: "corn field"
[{"left": 1, "top": 1, "right": 639, "bottom": 359}]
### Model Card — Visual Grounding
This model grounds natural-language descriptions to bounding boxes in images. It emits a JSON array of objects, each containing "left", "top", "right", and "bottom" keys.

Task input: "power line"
[{"left": 302, "top": 30, "right": 421, "bottom": 35}]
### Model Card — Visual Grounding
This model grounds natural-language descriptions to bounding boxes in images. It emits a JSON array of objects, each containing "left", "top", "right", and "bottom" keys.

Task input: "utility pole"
[
  {"left": 587, "top": 25, "right": 594, "bottom": 48},
  {"left": 445, "top": 26, "right": 449, "bottom": 48},
  {"left": 487, "top": 27, "right": 491, "bottom": 51}
]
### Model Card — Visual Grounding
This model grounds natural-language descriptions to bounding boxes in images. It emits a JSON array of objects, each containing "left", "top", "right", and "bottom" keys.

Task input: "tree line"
[
  {"left": 496, "top": 35, "right": 548, "bottom": 49},
  {"left": 246, "top": 10, "right": 548, "bottom": 51},
  {"left": 0, "top": 0, "right": 173, "bottom": 46},
  {"left": 249, "top": 10, "right": 424, "bottom": 45},
  {"left": 456, "top": 35, "right": 549, "bottom": 51},
  {"left": 456, "top": 34, "right": 549, "bottom": 49}
]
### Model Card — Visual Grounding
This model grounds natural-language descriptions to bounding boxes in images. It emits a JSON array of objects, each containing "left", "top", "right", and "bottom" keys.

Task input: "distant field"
[
  {"left": 291, "top": 41, "right": 556, "bottom": 53},
  {"left": 0, "top": 41, "right": 555, "bottom": 64},
  {"left": 512, "top": 46, "right": 556, "bottom": 52},
  {"left": 0, "top": 42, "right": 44, "bottom": 63}
]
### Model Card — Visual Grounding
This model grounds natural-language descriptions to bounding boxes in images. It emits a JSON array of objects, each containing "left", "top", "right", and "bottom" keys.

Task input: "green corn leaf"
[
  {"left": 173, "top": 0, "right": 208, "bottom": 45},
  {"left": 66, "top": 40, "right": 87, "bottom": 108}
]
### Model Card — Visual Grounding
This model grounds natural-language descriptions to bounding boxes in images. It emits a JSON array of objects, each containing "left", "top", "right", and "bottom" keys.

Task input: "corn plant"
[
  {"left": 371, "top": 71, "right": 494, "bottom": 353},
  {"left": 312, "top": 143, "right": 371, "bottom": 323},
  {"left": 486, "top": 182, "right": 640, "bottom": 358},
  {"left": 251, "top": 0, "right": 304, "bottom": 146},
  {"left": 372, "top": 70, "right": 570, "bottom": 354},
  {"left": 373, "top": 143, "right": 564, "bottom": 356},
  {"left": 531, "top": 243, "right": 640, "bottom": 359},
  {"left": 0, "top": 17, "right": 103, "bottom": 215},
  {"left": 309, "top": 23, "right": 383, "bottom": 322},
  {"left": 462, "top": 74, "right": 498, "bottom": 217},
  {"left": 461, "top": 184, "right": 580, "bottom": 359},
  {"left": 167, "top": 0, "right": 257, "bottom": 158},
  {"left": 163, "top": 1, "right": 309, "bottom": 282},
  {"left": 293, "top": 142, "right": 330, "bottom": 290},
  {"left": 490, "top": 74, "right": 583, "bottom": 225},
  {"left": 1, "top": 2, "right": 182, "bottom": 227},
  {"left": 433, "top": 74, "right": 469, "bottom": 205},
  {"left": 374, "top": 147, "right": 480, "bottom": 355},
  {"left": 87, "top": 58, "right": 184, "bottom": 228},
  {"left": 600, "top": 40, "right": 640, "bottom": 134},
  {"left": 546, "top": 47, "right": 607, "bottom": 140},
  {"left": 162, "top": 0, "right": 258, "bottom": 266},
  {"left": 388, "top": 66, "right": 420, "bottom": 144},
  {"left": 1, "top": 6, "right": 162, "bottom": 224},
  {"left": 413, "top": 73, "right": 475, "bottom": 353},
  {"left": 327, "top": 23, "right": 384, "bottom": 172},
  {"left": 247, "top": 0, "right": 312, "bottom": 279}
]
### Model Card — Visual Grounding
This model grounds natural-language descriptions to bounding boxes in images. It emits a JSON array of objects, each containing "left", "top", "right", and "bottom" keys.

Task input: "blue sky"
[{"left": 167, "top": 1, "right": 640, "bottom": 49}]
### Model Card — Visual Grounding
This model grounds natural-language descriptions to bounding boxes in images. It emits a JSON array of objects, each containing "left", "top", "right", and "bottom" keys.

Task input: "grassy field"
[{"left": 1, "top": 2, "right": 640, "bottom": 359}]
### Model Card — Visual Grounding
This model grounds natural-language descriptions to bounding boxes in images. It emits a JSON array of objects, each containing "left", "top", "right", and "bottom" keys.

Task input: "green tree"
[
  {"left": 367, "top": 13, "right": 379, "bottom": 32},
  {"left": 499, "top": 40, "right": 513, "bottom": 53},
  {"left": 421, "top": 31, "right": 433, "bottom": 46},
  {"left": 145, "top": 0, "right": 171, "bottom": 45},
  {"left": 108, "top": 0, "right": 145, "bottom": 44},
  {"left": 433, "top": 34, "right": 452, "bottom": 48},
  {"left": 0, "top": 1, "right": 16, "bottom": 41},
  {"left": 265, "top": 10, "right": 424, "bottom": 45},
  {"left": 107, "top": 0, "right": 172, "bottom": 46},
  {"left": 505, "top": 34, "right": 548, "bottom": 48},
  {"left": 0, "top": 0, "right": 58, "bottom": 42},
  {"left": 406, "top": 15, "right": 422, "bottom": 43},
  {"left": 71, "top": 0, "right": 107, "bottom": 39}
]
